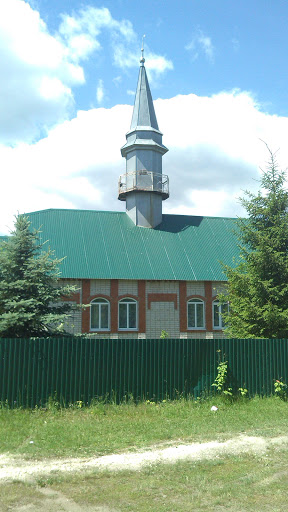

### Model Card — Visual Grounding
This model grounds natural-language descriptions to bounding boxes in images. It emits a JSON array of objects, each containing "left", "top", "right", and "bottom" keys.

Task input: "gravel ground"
[{"left": 1, "top": 434, "right": 288, "bottom": 483}]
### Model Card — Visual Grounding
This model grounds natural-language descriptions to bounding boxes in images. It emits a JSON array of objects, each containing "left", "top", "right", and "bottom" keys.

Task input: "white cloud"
[
  {"left": 1, "top": 89, "right": 288, "bottom": 235},
  {"left": 0, "top": 0, "right": 84, "bottom": 145},
  {"left": 0, "top": 1, "right": 172, "bottom": 145},
  {"left": 186, "top": 30, "right": 215, "bottom": 62},
  {"left": 113, "top": 76, "right": 122, "bottom": 86},
  {"left": 96, "top": 79, "right": 104, "bottom": 104},
  {"left": 113, "top": 45, "right": 173, "bottom": 83}
]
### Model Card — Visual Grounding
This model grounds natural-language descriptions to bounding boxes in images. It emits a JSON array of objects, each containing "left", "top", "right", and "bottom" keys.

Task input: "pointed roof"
[{"left": 130, "top": 63, "right": 159, "bottom": 131}]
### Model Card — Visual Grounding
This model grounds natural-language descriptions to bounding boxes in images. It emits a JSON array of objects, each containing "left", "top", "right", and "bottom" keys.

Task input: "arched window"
[
  {"left": 118, "top": 298, "right": 137, "bottom": 330},
  {"left": 90, "top": 298, "right": 110, "bottom": 331},
  {"left": 213, "top": 301, "right": 229, "bottom": 329},
  {"left": 187, "top": 299, "right": 205, "bottom": 329}
]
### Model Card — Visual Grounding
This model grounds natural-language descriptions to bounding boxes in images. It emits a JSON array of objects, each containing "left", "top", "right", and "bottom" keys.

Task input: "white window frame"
[
  {"left": 213, "top": 301, "right": 229, "bottom": 330},
  {"left": 90, "top": 298, "right": 110, "bottom": 331},
  {"left": 118, "top": 298, "right": 138, "bottom": 331},
  {"left": 187, "top": 298, "right": 205, "bottom": 330}
]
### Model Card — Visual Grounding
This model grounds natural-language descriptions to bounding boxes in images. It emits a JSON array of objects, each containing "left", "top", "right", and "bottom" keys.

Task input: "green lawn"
[
  {"left": 1, "top": 398, "right": 288, "bottom": 511},
  {"left": 1, "top": 397, "right": 288, "bottom": 459}
]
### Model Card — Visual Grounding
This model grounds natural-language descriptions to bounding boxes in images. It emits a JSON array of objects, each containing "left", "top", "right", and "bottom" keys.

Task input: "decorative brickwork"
[
  {"left": 148, "top": 293, "right": 178, "bottom": 309},
  {"left": 179, "top": 281, "right": 187, "bottom": 332},
  {"left": 118, "top": 280, "right": 138, "bottom": 296},
  {"left": 186, "top": 281, "right": 205, "bottom": 296},
  {"left": 205, "top": 281, "right": 213, "bottom": 332},
  {"left": 147, "top": 302, "right": 180, "bottom": 338},
  {"left": 90, "top": 279, "right": 110, "bottom": 296},
  {"left": 78, "top": 277, "right": 227, "bottom": 338},
  {"left": 110, "top": 280, "right": 119, "bottom": 333},
  {"left": 138, "top": 280, "right": 146, "bottom": 332}
]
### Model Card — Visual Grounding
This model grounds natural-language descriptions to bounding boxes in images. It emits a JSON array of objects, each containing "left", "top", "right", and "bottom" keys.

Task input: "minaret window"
[
  {"left": 90, "top": 298, "right": 110, "bottom": 331},
  {"left": 118, "top": 298, "right": 138, "bottom": 330}
]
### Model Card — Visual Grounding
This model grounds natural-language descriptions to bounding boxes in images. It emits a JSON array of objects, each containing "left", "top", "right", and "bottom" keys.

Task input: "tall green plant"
[
  {"left": 222, "top": 146, "right": 288, "bottom": 338},
  {"left": 0, "top": 215, "right": 76, "bottom": 337}
]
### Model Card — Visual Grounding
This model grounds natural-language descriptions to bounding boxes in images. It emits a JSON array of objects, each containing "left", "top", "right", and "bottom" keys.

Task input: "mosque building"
[{"left": 25, "top": 49, "right": 238, "bottom": 339}]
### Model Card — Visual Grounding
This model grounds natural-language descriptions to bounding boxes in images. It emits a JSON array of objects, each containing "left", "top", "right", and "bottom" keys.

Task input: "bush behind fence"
[{"left": 1, "top": 337, "right": 288, "bottom": 407}]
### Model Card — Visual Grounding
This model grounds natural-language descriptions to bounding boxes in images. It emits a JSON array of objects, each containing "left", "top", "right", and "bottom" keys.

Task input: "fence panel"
[{"left": 1, "top": 337, "right": 288, "bottom": 407}]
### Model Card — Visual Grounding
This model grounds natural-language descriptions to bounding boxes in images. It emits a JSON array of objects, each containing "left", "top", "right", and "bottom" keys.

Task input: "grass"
[
  {"left": 1, "top": 397, "right": 288, "bottom": 510},
  {"left": 38, "top": 450, "right": 288, "bottom": 512},
  {"left": 1, "top": 396, "right": 288, "bottom": 459},
  {"left": 1, "top": 447, "right": 288, "bottom": 511}
]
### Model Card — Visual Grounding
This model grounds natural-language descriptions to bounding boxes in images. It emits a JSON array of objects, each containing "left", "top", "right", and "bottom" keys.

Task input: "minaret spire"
[
  {"left": 140, "top": 35, "right": 145, "bottom": 65},
  {"left": 118, "top": 44, "right": 169, "bottom": 228}
]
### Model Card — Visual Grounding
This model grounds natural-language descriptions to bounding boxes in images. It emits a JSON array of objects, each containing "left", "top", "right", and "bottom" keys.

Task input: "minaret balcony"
[{"left": 118, "top": 170, "right": 169, "bottom": 201}]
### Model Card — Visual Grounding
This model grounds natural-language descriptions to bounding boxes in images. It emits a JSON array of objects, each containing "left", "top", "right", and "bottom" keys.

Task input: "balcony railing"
[{"left": 118, "top": 170, "right": 169, "bottom": 201}]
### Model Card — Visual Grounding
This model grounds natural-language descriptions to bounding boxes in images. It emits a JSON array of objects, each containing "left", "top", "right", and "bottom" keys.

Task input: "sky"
[{"left": 1, "top": 0, "right": 288, "bottom": 234}]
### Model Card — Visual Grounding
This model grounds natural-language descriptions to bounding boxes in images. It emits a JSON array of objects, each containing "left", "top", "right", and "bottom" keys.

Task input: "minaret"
[{"left": 118, "top": 43, "right": 169, "bottom": 228}]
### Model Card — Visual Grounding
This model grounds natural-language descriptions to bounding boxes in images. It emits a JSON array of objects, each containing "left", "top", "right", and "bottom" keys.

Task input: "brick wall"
[
  {"left": 73, "top": 278, "right": 228, "bottom": 339},
  {"left": 90, "top": 279, "right": 110, "bottom": 296}
]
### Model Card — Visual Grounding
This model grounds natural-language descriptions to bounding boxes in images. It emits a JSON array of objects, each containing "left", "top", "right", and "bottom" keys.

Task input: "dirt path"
[{"left": 1, "top": 434, "right": 288, "bottom": 483}]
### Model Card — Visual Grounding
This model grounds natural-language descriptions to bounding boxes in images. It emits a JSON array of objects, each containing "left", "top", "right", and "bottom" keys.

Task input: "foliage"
[
  {"left": 160, "top": 329, "right": 169, "bottom": 339},
  {"left": 274, "top": 379, "right": 288, "bottom": 400},
  {"left": 222, "top": 145, "right": 288, "bottom": 338},
  {"left": 212, "top": 352, "right": 233, "bottom": 398},
  {"left": 0, "top": 215, "right": 77, "bottom": 337},
  {"left": 238, "top": 387, "right": 249, "bottom": 398},
  {"left": 212, "top": 351, "right": 248, "bottom": 399}
]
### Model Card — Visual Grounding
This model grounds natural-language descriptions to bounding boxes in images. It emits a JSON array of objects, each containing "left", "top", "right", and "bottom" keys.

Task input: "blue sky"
[
  {"left": 1, "top": 0, "right": 288, "bottom": 234},
  {"left": 33, "top": 0, "right": 288, "bottom": 115}
]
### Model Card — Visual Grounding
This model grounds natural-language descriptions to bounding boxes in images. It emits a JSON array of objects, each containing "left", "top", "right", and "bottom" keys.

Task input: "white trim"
[
  {"left": 213, "top": 300, "right": 228, "bottom": 330},
  {"left": 118, "top": 297, "right": 138, "bottom": 331},
  {"left": 90, "top": 298, "right": 110, "bottom": 331},
  {"left": 187, "top": 298, "right": 205, "bottom": 330}
]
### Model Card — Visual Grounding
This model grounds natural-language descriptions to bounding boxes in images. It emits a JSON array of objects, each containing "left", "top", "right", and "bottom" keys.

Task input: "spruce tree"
[
  {"left": 223, "top": 147, "right": 288, "bottom": 338},
  {"left": 0, "top": 215, "right": 76, "bottom": 337}
]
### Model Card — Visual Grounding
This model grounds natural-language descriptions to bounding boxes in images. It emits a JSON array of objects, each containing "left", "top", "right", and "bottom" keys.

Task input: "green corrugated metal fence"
[{"left": 1, "top": 337, "right": 288, "bottom": 407}]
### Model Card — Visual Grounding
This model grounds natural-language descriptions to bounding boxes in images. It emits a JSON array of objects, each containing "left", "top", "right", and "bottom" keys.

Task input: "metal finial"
[{"left": 140, "top": 34, "right": 146, "bottom": 65}]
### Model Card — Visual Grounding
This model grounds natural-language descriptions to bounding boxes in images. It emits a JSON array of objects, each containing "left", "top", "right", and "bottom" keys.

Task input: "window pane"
[
  {"left": 91, "top": 304, "right": 99, "bottom": 329},
  {"left": 119, "top": 303, "right": 127, "bottom": 329},
  {"left": 128, "top": 303, "right": 136, "bottom": 328},
  {"left": 196, "top": 303, "right": 204, "bottom": 327},
  {"left": 213, "top": 303, "right": 220, "bottom": 327},
  {"left": 101, "top": 304, "right": 108, "bottom": 329},
  {"left": 188, "top": 303, "right": 195, "bottom": 328}
]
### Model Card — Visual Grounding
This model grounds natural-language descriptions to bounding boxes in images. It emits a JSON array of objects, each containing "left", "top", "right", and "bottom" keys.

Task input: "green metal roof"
[{"left": 25, "top": 209, "right": 239, "bottom": 281}]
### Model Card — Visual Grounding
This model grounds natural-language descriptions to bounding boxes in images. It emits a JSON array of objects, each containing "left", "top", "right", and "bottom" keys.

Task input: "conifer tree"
[
  {"left": 223, "top": 147, "right": 288, "bottom": 338},
  {"left": 0, "top": 215, "right": 76, "bottom": 337}
]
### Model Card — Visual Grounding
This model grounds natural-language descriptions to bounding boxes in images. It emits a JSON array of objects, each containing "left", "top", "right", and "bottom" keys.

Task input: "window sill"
[
  {"left": 90, "top": 329, "right": 110, "bottom": 332},
  {"left": 187, "top": 328, "right": 206, "bottom": 331}
]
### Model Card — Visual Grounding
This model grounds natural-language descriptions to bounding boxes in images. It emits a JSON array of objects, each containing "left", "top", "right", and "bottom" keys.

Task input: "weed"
[
  {"left": 212, "top": 351, "right": 250, "bottom": 400},
  {"left": 212, "top": 352, "right": 233, "bottom": 398},
  {"left": 46, "top": 393, "right": 61, "bottom": 411},
  {"left": 274, "top": 379, "right": 288, "bottom": 401}
]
